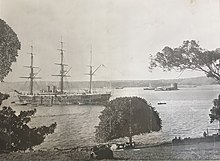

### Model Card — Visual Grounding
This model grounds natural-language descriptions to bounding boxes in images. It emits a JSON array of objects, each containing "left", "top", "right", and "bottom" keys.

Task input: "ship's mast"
[
  {"left": 20, "top": 44, "right": 40, "bottom": 95},
  {"left": 86, "top": 47, "right": 104, "bottom": 94},
  {"left": 60, "top": 40, "right": 64, "bottom": 93},
  {"left": 52, "top": 38, "right": 70, "bottom": 94},
  {"left": 30, "top": 45, "right": 34, "bottom": 95},
  {"left": 89, "top": 47, "right": 93, "bottom": 93}
]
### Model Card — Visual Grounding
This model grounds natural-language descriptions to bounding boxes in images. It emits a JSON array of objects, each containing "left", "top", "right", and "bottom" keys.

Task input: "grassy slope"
[{"left": 1, "top": 142, "right": 220, "bottom": 160}]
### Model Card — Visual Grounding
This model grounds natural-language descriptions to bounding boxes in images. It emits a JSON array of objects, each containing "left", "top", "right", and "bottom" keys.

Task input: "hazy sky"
[{"left": 1, "top": 0, "right": 220, "bottom": 81}]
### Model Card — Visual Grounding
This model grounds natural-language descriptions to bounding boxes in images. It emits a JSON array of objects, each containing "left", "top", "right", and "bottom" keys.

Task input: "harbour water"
[{"left": 10, "top": 85, "right": 220, "bottom": 150}]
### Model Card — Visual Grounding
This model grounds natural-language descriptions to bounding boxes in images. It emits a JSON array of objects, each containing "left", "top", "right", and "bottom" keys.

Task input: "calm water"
[{"left": 10, "top": 85, "right": 220, "bottom": 150}]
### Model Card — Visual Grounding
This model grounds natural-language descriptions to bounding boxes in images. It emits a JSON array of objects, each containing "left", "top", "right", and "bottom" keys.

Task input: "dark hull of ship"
[{"left": 18, "top": 93, "right": 111, "bottom": 106}]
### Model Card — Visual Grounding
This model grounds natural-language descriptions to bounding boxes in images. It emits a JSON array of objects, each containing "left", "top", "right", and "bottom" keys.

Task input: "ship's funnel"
[
  {"left": 47, "top": 86, "right": 51, "bottom": 92},
  {"left": 53, "top": 86, "right": 57, "bottom": 93}
]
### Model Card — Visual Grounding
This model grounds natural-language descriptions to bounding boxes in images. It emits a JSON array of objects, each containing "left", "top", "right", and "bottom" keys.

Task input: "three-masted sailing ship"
[{"left": 15, "top": 41, "right": 111, "bottom": 106}]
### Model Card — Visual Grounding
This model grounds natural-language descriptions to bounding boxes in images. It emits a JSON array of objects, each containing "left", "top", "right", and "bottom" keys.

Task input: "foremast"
[
  {"left": 52, "top": 38, "right": 70, "bottom": 94},
  {"left": 20, "top": 44, "right": 40, "bottom": 95}
]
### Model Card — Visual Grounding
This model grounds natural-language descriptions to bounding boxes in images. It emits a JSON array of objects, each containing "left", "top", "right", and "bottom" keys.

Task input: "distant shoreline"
[{"left": 0, "top": 76, "right": 218, "bottom": 93}]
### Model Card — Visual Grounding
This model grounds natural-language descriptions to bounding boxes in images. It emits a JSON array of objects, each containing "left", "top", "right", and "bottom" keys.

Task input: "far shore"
[{"left": 1, "top": 141, "right": 220, "bottom": 160}]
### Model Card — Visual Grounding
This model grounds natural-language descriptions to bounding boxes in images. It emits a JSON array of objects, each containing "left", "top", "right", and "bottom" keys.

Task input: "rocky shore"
[{"left": 1, "top": 141, "right": 220, "bottom": 160}]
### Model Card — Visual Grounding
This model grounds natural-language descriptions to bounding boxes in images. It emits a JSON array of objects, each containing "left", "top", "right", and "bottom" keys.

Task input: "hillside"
[{"left": 0, "top": 76, "right": 218, "bottom": 93}]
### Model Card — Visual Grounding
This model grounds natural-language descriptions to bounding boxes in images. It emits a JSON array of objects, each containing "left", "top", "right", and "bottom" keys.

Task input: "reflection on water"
[{"left": 11, "top": 85, "right": 220, "bottom": 149}]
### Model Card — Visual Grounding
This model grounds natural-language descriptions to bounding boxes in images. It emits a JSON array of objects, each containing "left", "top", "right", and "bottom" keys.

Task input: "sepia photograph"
[{"left": 1, "top": 0, "right": 220, "bottom": 160}]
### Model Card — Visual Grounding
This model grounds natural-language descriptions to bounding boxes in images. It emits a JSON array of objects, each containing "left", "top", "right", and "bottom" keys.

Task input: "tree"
[
  {"left": 209, "top": 95, "right": 220, "bottom": 122},
  {"left": 149, "top": 40, "right": 220, "bottom": 83},
  {"left": 95, "top": 97, "right": 162, "bottom": 143},
  {"left": 0, "top": 92, "right": 9, "bottom": 105},
  {"left": 0, "top": 105, "right": 57, "bottom": 152},
  {"left": 209, "top": 95, "right": 220, "bottom": 134},
  {"left": 0, "top": 18, "right": 21, "bottom": 82},
  {"left": 0, "top": 19, "right": 56, "bottom": 152}
]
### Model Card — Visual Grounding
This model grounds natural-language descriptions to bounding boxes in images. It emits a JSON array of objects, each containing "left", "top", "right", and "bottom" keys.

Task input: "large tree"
[
  {"left": 149, "top": 40, "right": 220, "bottom": 83},
  {"left": 0, "top": 106, "right": 57, "bottom": 152},
  {"left": 0, "top": 19, "right": 56, "bottom": 152},
  {"left": 95, "top": 97, "right": 162, "bottom": 143},
  {"left": 0, "top": 19, "right": 21, "bottom": 82},
  {"left": 150, "top": 40, "right": 220, "bottom": 132}
]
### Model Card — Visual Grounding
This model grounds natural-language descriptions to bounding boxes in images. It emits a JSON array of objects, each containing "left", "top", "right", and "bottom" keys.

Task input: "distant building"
[
  {"left": 168, "top": 83, "right": 178, "bottom": 90},
  {"left": 154, "top": 83, "right": 178, "bottom": 91}
]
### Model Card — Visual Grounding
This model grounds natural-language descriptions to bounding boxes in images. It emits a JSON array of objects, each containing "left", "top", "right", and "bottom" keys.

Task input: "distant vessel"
[
  {"left": 115, "top": 87, "right": 124, "bottom": 89},
  {"left": 143, "top": 83, "right": 154, "bottom": 90},
  {"left": 154, "top": 83, "right": 178, "bottom": 91},
  {"left": 157, "top": 102, "right": 166, "bottom": 105},
  {"left": 11, "top": 100, "right": 29, "bottom": 106},
  {"left": 15, "top": 40, "right": 111, "bottom": 106}
]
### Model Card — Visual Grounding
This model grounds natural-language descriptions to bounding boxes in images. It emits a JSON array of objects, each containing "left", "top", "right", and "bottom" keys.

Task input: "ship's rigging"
[
  {"left": 86, "top": 46, "right": 105, "bottom": 94},
  {"left": 16, "top": 40, "right": 111, "bottom": 106},
  {"left": 20, "top": 43, "right": 41, "bottom": 95},
  {"left": 52, "top": 38, "right": 71, "bottom": 94}
]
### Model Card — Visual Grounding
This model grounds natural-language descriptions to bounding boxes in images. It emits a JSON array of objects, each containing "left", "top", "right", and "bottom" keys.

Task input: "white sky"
[{"left": 1, "top": 0, "right": 220, "bottom": 81}]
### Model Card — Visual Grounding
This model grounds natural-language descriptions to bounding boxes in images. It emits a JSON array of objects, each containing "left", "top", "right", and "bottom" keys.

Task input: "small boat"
[
  {"left": 15, "top": 101, "right": 29, "bottom": 106},
  {"left": 115, "top": 87, "right": 124, "bottom": 89},
  {"left": 157, "top": 102, "right": 166, "bottom": 105}
]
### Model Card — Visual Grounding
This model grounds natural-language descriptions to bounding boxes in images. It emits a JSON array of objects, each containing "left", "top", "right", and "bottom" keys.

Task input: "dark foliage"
[
  {"left": 0, "top": 92, "right": 9, "bottom": 105},
  {"left": 0, "top": 104, "right": 57, "bottom": 152},
  {"left": 95, "top": 97, "right": 162, "bottom": 142},
  {"left": 149, "top": 40, "right": 220, "bottom": 83},
  {"left": 91, "top": 145, "right": 113, "bottom": 159},
  {"left": 0, "top": 19, "right": 21, "bottom": 82},
  {"left": 209, "top": 95, "right": 220, "bottom": 123},
  {"left": 0, "top": 19, "right": 56, "bottom": 152}
]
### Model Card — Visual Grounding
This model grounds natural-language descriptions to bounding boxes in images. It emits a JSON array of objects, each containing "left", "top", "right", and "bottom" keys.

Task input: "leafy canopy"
[
  {"left": 0, "top": 19, "right": 21, "bottom": 82},
  {"left": 0, "top": 19, "right": 56, "bottom": 152},
  {"left": 95, "top": 97, "right": 162, "bottom": 143},
  {"left": 209, "top": 95, "right": 220, "bottom": 123},
  {"left": 0, "top": 105, "right": 57, "bottom": 152},
  {"left": 149, "top": 40, "right": 220, "bottom": 83}
]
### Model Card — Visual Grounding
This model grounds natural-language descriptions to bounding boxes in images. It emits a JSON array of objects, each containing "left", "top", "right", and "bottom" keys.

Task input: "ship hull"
[{"left": 18, "top": 93, "right": 111, "bottom": 106}]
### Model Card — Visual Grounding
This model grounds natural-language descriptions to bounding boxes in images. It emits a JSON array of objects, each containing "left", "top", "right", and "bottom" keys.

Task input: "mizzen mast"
[
  {"left": 86, "top": 47, "right": 105, "bottom": 94},
  {"left": 88, "top": 47, "right": 93, "bottom": 94}
]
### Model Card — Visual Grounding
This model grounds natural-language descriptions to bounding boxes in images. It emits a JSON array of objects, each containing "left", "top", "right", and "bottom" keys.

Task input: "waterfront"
[{"left": 8, "top": 85, "right": 220, "bottom": 150}]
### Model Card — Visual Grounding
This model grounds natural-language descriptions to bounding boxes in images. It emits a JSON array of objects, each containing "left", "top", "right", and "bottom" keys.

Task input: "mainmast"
[
  {"left": 52, "top": 38, "right": 70, "bottom": 94},
  {"left": 20, "top": 44, "right": 40, "bottom": 95}
]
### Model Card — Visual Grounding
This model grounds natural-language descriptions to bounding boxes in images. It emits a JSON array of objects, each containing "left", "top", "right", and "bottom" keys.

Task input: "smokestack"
[
  {"left": 47, "top": 86, "right": 51, "bottom": 92},
  {"left": 53, "top": 86, "right": 57, "bottom": 93}
]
